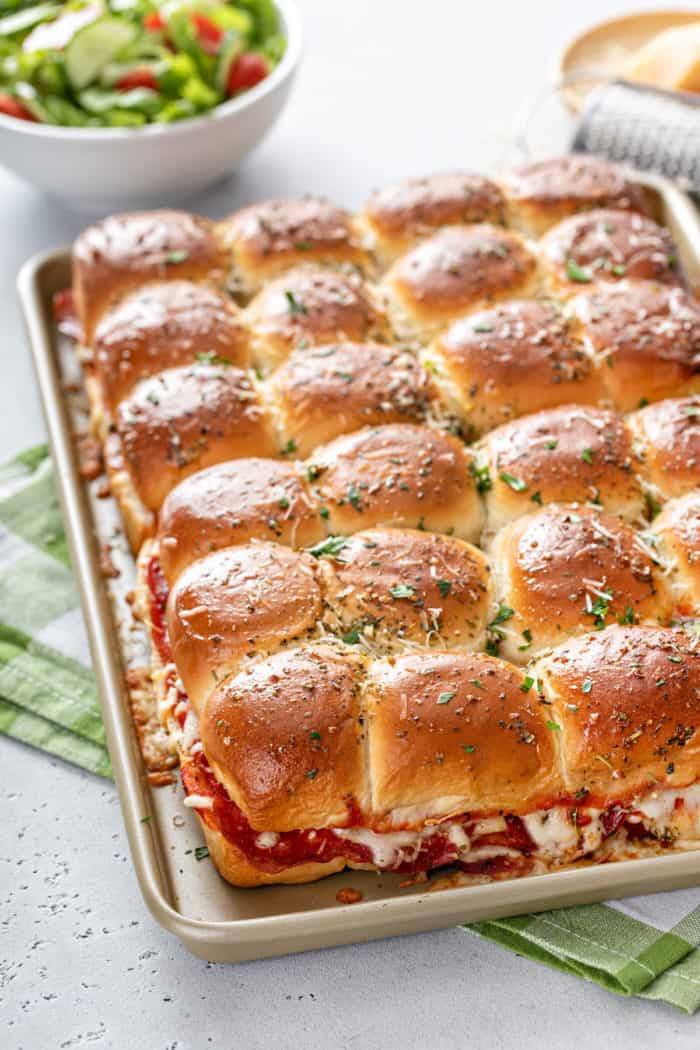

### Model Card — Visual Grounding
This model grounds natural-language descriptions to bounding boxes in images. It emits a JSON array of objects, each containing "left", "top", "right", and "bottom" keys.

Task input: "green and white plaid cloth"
[{"left": 2, "top": 446, "right": 700, "bottom": 1009}]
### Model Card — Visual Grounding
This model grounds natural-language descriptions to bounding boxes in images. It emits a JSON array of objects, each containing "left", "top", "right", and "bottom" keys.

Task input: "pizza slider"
[
  {"left": 358, "top": 171, "right": 504, "bottom": 267},
  {"left": 423, "top": 299, "right": 604, "bottom": 436},
  {"left": 72, "top": 210, "right": 225, "bottom": 342},
  {"left": 539, "top": 209, "right": 685, "bottom": 299},
  {"left": 499, "top": 155, "right": 651, "bottom": 237},
  {"left": 475, "top": 405, "right": 644, "bottom": 533},
  {"left": 379, "top": 224, "right": 539, "bottom": 345},
  {"left": 650, "top": 493, "right": 700, "bottom": 617},
  {"left": 627, "top": 395, "right": 700, "bottom": 504},
  {"left": 488, "top": 504, "right": 672, "bottom": 663},
  {"left": 244, "top": 265, "right": 389, "bottom": 373},
  {"left": 216, "top": 197, "right": 370, "bottom": 299},
  {"left": 570, "top": 280, "right": 700, "bottom": 412}
]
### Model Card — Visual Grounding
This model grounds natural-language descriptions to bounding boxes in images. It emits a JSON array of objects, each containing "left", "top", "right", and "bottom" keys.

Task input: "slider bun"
[
  {"left": 627, "top": 395, "right": 700, "bottom": 502},
  {"left": 570, "top": 280, "right": 700, "bottom": 412},
  {"left": 489, "top": 504, "right": 672, "bottom": 663},
  {"left": 425, "top": 299, "right": 604, "bottom": 435},
  {"left": 319, "top": 528, "right": 491, "bottom": 654},
  {"left": 268, "top": 342, "right": 441, "bottom": 457},
  {"left": 72, "top": 210, "right": 224, "bottom": 341},
  {"left": 167, "top": 543, "right": 323, "bottom": 715},
  {"left": 309, "top": 423, "right": 483, "bottom": 541},
  {"left": 500, "top": 156, "right": 651, "bottom": 236},
  {"left": 478, "top": 405, "right": 643, "bottom": 533},
  {"left": 200, "top": 643, "right": 367, "bottom": 832},
  {"left": 115, "top": 363, "right": 277, "bottom": 512},
  {"left": 366, "top": 651, "right": 559, "bottom": 828},
  {"left": 540, "top": 208, "right": 684, "bottom": 298},
  {"left": 536, "top": 626, "right": 700, "bottom": 800},
  {"left": 359, "top": 171, "right": 505, "bottom": 265},
  {"left": 650, "top": 493, "right": 700, "bottom": 616},
  {"left": 216, "top": 198, "right": 370, "bottom": 299},
  {"left": 245, "top": 265, "right": 389, "bottom": 372},
  {"left": 157, "top": 458, "right": 324, "bottom": 585},
  {"left": 93, "top": 280, "right": 250, "bottom": 411},
  {"left": 379, "top": 224, "right": 539, "bottom": 345}
]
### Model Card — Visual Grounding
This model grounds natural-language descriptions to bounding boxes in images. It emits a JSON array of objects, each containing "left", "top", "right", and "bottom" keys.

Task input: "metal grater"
[{"left": 571, "top": 79, "right": 700, "bottom": 200}]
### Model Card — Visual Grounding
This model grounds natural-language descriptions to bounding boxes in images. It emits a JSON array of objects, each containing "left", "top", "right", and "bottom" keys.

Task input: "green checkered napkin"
[{"left": 2, "top": 446, "right": 700, "bottom": 1008}]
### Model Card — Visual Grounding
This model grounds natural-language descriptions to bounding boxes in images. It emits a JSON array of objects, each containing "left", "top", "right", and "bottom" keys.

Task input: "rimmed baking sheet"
[{"left": 17, "top": 171, "right": 700, "bottom": 963}]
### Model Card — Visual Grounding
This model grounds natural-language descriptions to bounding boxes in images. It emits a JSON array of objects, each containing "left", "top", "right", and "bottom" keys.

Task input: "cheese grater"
[{"left": 572, "top": 79, "right": 700, "bottom": 200}]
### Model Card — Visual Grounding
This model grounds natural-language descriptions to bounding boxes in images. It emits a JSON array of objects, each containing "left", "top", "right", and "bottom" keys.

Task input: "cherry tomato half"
[
  {"left": 226, "top": 52, "right": 269, "bottom": 96},
  {"left": 190, "top": 12, "right": 223, "bottom": 54},
  {"left": 0, "top": 94, "right": 37, "bottom": 122},
  {"left": 116, "top": 68, "right": 159, "bottom": 92}
]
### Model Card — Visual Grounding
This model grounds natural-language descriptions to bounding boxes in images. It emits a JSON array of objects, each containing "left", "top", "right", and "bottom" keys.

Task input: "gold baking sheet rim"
[{"left": 16, "top": 170, "right": 700, "bottom": 963}]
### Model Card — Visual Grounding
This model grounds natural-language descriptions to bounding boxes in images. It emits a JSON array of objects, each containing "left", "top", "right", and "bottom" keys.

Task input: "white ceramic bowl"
[{"left": 0, "top": 0, "right": 302, "bottom": 214}]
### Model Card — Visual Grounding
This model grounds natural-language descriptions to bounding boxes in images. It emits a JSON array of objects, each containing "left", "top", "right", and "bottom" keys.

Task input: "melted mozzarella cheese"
[
  {"left": 332, "top": 821, "right": 470, "bottom": 869},
  {"left": 183, "top": 794, "right": 214, "bottom": 810}
]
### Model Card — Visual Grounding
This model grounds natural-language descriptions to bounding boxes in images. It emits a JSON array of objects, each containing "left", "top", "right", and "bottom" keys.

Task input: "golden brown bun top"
[
  {"left": 538, "top": 626, "right": 700, "bottom": 800},
  {"left": 319, "top": 527, "right": 490, "bottom": 654},
  {"left": 484, "top": 405, "right": 640, "bottom": 515},
  {"left": 217, "top": 198, "right": 368, "bottom": 291},
  {"left": 93, "top": 280, "right": 250, "bottom": 410},
  {"left": 201, "top": 643, "right": 366, "bottom": 831},
  {"left": 388, "top": 224, "right": 537, "bottom": 313},
  {"left": 366, "top": 651, "right": 558, "bottom": 826},
  {"left": 167, "top": 543, "right": 323, "bottom": 713},
  {"left": 572, "top": 280, "right": 700, "bottom": 368},
  {"left": 652, "top": 491, "right": 700, "bottom": 556},
  {"left": 269, "top": 342, "right": 439, "bottom": 456},
  {"left": 496, "top": 503, "right": 666, "bottom": 635},
  {"left": 115, "top": 363, "right": 277, "bottom": 512},
  {"left": 541, "top": 209, "right": 684, "bottom": 293},
  {"left": 628, "top": 396, "right": 700, "bottom": 499},
  {"left": 157, "top": 459, "right": 324, "bottom": 585},
  {"left": 502, "top": 156, "right": 648, "bottom": 212},
  {"left": 309, "top": 423, "right": 480, "bottom": 538},
  {"left": 364, "top": 172, "right": 504, "bottom": 239},
  {"left": 245, "top": 265, "right": 386, "bottom": 365},
  {"left": 73, "top": 210, "right": 223, "bottom": 340}
]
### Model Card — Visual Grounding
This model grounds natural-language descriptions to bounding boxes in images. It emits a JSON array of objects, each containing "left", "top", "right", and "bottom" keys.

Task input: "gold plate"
[{"left": 558, "top": 9, "right": 700, "bottom": 113}]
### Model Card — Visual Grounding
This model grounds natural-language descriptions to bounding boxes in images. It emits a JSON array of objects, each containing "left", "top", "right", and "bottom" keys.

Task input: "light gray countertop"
[{"left": 2, "top": 1, "right": 700, "bottom": 1046}]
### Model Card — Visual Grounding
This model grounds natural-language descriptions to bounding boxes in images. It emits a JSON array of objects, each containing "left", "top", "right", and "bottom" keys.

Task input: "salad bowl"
[{"left": 0, "top": 0, "right": 301, "bottom": 213}]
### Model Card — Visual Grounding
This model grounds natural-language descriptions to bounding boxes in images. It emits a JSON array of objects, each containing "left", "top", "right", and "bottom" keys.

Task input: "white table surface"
[{"left": 3, "top": 1, "right": 700, "bottom": 1046}]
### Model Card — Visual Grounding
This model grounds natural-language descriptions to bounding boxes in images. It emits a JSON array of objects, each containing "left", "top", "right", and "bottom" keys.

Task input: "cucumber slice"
[
  {"left": 65, "top": 16, "right": 138, "bottom": 91},
  {"left": 0, "top": 3, "right": 61, "bottom": 38},
  {"left": 12, "top": 82, "right": 53, "bottom": 123},
  {"left": 215, "top": 33, "right": 243, "bottom": 94},
  {"left": 78, "top": 86, "right": 161, "bottom": 115}
]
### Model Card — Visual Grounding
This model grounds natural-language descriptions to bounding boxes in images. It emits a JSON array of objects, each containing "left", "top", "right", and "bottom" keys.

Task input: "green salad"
[{"left": 0, "top": 0, "right": 285, "bottom": 126}]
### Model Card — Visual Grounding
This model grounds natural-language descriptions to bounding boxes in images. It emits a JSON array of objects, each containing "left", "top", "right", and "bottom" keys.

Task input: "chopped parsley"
[
  {"left": 391, "top": 584, "right": 416, "bottom": 599},
  {"left": 463, "top": 744, "right": 476, "bottom": 754},
  {"left": 500, "top": 472, "right": 528, "bottom": 492},
  {"left": 611, "top": 263, "right": 626, "bottom": 276},
  {"left": 618, "top": 606, "right": 635, "bottom": 626},
  {"left": 307, "top": 464, "right": 321, "bottom": 481},
  {"left": 342, "top": 626, "right": 362, "bottom": 644},
  {"left": 545, "top": 439, "right": 558, "bottom": 450},
  {"left": 489, "top": 604, "right": 514, "bottom": 627},
  {"left": 581, "top": 447, "right": 594, "bottom": 464},
  {"left": 468, "top": 678, "right": 485, "bottom": 690},
  {"left": 546, "top": 719, "right": 561, "bottom": 732},
  {"left": 285, "top": 290, "right": 308, "bottom": 315},
  {"left": 581, "top": 678, "right": 593, "bottom": 694},
  {"left": 309, "top": 730, "right": 321, "bottom": 741},
  {"left": 470, "top": 462, "right": 492, "bottom": 493},
  {"left": 305, "top": 768, "right": 319, "bottom": 780},
  {"left": 308, "top": 535, "right": 349, "bottom": 560},
  {"left": 140, "top": 815, "right": 152, "bottom": 824},
  {"left": 531, "top": 490, "right": 542, "bottom": 505},
  {"left": 437, "top": 690, "right": 456, "bottom": 705},
  {"left": 347, "top": 485, "right": 363, "bottom": 512},
  {"left": 196, "top": 351, "right": 231, "bottom": 366},
  {"left": 437, "top": 579, "right": 452, "bottom": 598},
  {"left": 566, "top": 259, "right": 592, "bottom": 283},
  {"left": 166, "top": 249, "right": 188, "bottom": 264},
  {"left": 194, "top": 846, "right": 209, "bottom": 861},
  {"left": 520, "top": 676, "right": 534, "bottom": 693},
  {"left": 472, "top": 322, "right": 494, "bottom": 333},
  {"left": 295, "top": 241, "right": 313, "bottom": 251},
  {"left": 282, "top": 438, "right": 298, "bottom": 455},
  {"left": 519, "top": 628, "right": 533, "bottom": 651}
]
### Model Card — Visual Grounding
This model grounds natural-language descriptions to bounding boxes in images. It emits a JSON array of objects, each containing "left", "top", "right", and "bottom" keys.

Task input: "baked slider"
[
  {"left": 216, "top": 198, "right": 370, "bottom": 299},
  {"left": 476, "top": 405, "right": 644, "bottom": 533},
  {"left": 650, "top": 493, "right": 700, "bottom": 617},
  {"left": 627, "top": 395, "right": 700, "bottom": 504},
  {"left": 155, "top": 458, "right": 325, "bottom": 585},
  {"left": 318, "top": 528, "right": 491, "bottom": 654},
  {"left": 379, "top": 224, "right": 539, "bottom": 345},
  {"left": 488, "top": 504, "right": 672, "bottom": 662},
  {"left": 73, "top": 210, "right": 225, "bottom": 343},
  {"left": 358, "top": 171, "right": 505, "bottom": 267},
  {"left": 539, "top": 209, "right": 685, "bottom": 299},
  {"left": 106, "top": 362, "right": 277, "bottom": 549},
  {"left": 500, "top": 155, "right": 651, "bottom": 237},
  {"left": 245, "top": 265, "right": 389, "bottom": 373},
  {"left": 424, "top": 299, "right": 604, "bottom": 435},
  {"left": 266, "top": 341, "right": 444, "bottom": 457},
  {"left": 570, "top": 280, "right": 700, "bottom": 412},
  {"left": 307, "top": 423, "right": 483, "bottom": 541}
]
